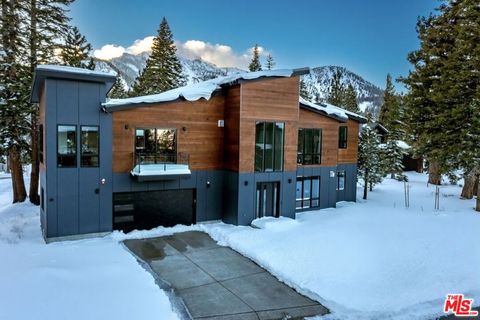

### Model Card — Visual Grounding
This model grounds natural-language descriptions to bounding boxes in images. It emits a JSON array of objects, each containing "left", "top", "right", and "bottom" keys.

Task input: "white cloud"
[
  {"left": 94, "top": 36, "right": 270, "bottom": 69},
  {"left": 93, "top": 44, "right": 125, "bottom": 60},
  {"left": 126, "top": 36, "right": 155, "bottom": 55}
]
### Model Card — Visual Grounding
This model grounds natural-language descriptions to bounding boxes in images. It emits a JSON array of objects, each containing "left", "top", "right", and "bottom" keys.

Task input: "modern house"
[{"left": 31, "top": 65, "right": 366, "bottom": 241}]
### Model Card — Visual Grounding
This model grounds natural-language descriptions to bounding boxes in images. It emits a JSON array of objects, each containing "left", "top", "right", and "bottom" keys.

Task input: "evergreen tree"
[
  {"left": 248, "top": 44, "right": 262, "bottom": 72},
  {"left": 109, "top": 76, "right": 128, "bottom": 99},
  {"left": 378, "top": 74, "right": 400, "bottom": 130},
  {"left": 0, "top": 0, "right": 30, "bottom": 203},
  {"left": 358, "top": 125, "right": 382, "bottom": 199},
  {"left": 299, "top": 79, "right": 312, "bottom": 101},
  {"left": 265, "top": 54, "right": 275, "bottom": 70},
  {"left": 327, "top": 69, "right": 345, "bottom": 107},
  {"left": 343, "top": 84, "right": 360, "bottom": 113},
  {"left": 131, "top": 17, "right": 185, "bottom": 96},
  {"left": 381, "top": 129, "right": 405, "bottom": 180},
  {"left": 60, "top": 26, "right": 95, "bottom": 69},
  {"left": 402, "top": 0, "right": 480, "bottom": 194},
  {"left": 25, "top": 0, "right": 73, "bottom": 205}
]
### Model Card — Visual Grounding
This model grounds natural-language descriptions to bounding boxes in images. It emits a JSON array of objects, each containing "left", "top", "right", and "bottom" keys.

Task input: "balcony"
[{"left": 131, "top": 152, "right": 191, "bottom": 182}]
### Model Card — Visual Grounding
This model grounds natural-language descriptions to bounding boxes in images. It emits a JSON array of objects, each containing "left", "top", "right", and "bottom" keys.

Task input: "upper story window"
[
  {"left": 255, "top": 121, "right": 284, "bottom": 172},
  {"left": 57, "top": 125, "right": 77, "bottom": 167},
  {"left": 297, "top": 128, "right": 322, "bottom": 165},
  {"left": 135, "top": 128, "right": 176, "bottom": 163},
  {"left": 81, "top": 126, "right": 99, "bottom": 167},
  {"left": 339, "top": 126, "right": 348, "bottom": 149}
]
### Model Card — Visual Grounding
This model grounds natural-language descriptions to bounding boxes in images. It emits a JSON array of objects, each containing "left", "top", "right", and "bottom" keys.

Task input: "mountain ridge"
[{"left": 94, "top": 53, "right": 384, "bottom": 117}]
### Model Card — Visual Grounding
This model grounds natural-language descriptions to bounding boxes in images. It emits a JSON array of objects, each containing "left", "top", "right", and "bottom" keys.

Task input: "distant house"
[{"left": 31, "top": 65, "right": 366, "bottom": 241}]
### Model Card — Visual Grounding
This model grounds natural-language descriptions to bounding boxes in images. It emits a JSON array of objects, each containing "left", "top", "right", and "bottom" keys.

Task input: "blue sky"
[{"left": 70, "top": 0, "right": 438, "bottom": 89}]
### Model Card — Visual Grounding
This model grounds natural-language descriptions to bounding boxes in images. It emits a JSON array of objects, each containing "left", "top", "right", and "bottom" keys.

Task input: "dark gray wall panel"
[
  {"left": 57, "top": 168, "right": 79, "bottom": 236},
  {"left": 112, "top": 173, "right": 132, "bottom": 192},
  {"left": 79, "top": 82, "right": 100, "bottom": 125},
  {"left": 78, "top": 169, "right": 100, "bottom": 234},
  {"left": 195, "top": 171, "right": 207, "bottom": 222},
  {"left": 222, "top": 171, "right": 238, "bottom": 225},
  {"left": 281, "top": 171, "right": 296, "bottom": 219},
  {"left": 205, "top": 171, "right": 223, "bottom": 221},
  {"left": 179, "top": 171, "right": 197, "bottom": 189},
  {"left": 237, "top": 173, "right": 255, "bottom": 225},
  {"left": 56, "top": 80, "right": 78, "bottom": 125},
  {"left": 45, "top": 80, "right": 58, "bottom": 237},
  {"left": 147, "top": 180, "right": 165, "bottom": 191}
]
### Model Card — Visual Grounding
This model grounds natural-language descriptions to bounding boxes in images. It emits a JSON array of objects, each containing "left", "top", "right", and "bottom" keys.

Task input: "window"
[
  {"left": 135, "top": 128, "right": 176, "bottom": 163},
  {"left": 339, "top": 126, "right": 348, "bottom": 149},
  {"left": 57, "top": 125, "right": 77, "bottom": 167},
  {"left": 81, "top": 126, "right": 99, "bottom": 167},
  {"left": 255, "top": 122, "right": 284, "bottom": 172},
  {"left": 337, "top": 171, "right": 345, "bottom": 191},
  {"left": 39, "top": 124, "right": 44, "bottom": 164},
  {"left": 296, "top": 176, "right": 320, "bottom": 209},
  {"left": 297, "top": 128, "right": 322, "bottom": 165}
]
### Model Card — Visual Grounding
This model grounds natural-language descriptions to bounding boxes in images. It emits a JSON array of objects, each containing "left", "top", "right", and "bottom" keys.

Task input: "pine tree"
[
  {"left": 327, "top": 69, "right": 345, "bottom": 107},
  {"left": 131, "top": 17, "right": 185, "bottom": 96},
  {"left": 378, "top": 74, "right": 400, "bottom": 130},
  {"left": 0, "top": 0, "right": 30, "bottom": 203},
  {"left": 248, "top": 44, "right": 262, "bottom": 72},
  {"left": 299, "top": 79, "right": 312, "bottom": 101},
  {"left": 109, "top": 76, "right": 128, "bottom": 99},
  {"left": 358, "top": 125, "right": 382, "bottom": 199},
  {"left": 60, "top": 26, "right": 95, "bottom": 69},
  {"left": 265, "top": 54, "right": 275, "bottom": 70},
  {"left": 381, "top": 129, "right": 405, "bottom": 180},
  {"left": 25, "top": 0, "right": 73, "bottom": 205},
  {"left": 343, "top": 84, "right": 360, "bottom": 113},
  {"left": 402, "top": 0, "right": 480, "bottom": 195}
]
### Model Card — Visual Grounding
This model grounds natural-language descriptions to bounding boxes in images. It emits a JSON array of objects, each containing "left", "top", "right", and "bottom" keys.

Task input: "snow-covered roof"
[
  {"left": 299, "top": 97, "right": 367, "bottom": 123},
  {"left": 31, "top": 64, "right": 117, "bottom": 103},
  {"left": 36, "top": 64, "right": 116, "bottom": 77},
  {"left": 104, "top": 69, "right": 304, "bottom": 109}
]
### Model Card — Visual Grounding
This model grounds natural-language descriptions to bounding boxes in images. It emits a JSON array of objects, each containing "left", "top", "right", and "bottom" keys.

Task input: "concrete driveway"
[{"left": 124, "top": 231, "right": 328, "bottom": 320}]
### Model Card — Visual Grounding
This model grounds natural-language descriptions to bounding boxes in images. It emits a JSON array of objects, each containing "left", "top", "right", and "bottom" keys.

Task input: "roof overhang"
[
  {"left": 299, "top": 101, "right": 348, "bottom": 123},
  {"left": 30, "top": 65, "right": 116, "bottom": 103}
]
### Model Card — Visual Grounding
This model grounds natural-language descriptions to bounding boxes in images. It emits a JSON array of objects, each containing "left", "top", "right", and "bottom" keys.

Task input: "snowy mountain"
[
  {"left": 301, "top": 66, "right": 384, "bottom": 117},
  {"left": 95, "top": 54, "right": 384, "bottom": 116}
]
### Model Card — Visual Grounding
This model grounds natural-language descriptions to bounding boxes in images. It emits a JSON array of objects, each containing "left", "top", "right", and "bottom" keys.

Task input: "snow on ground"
[
  {"left": 0, "top": 178, "right": 180, "bottom": 320},
  {"left": 0, "top": 172, "right": 479, "bottom": 320},
  {"left": 200, "top": 173, "right": 480, "bottom": 320}
]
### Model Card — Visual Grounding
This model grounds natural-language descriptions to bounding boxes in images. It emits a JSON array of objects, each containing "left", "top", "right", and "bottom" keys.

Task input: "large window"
[
  {"left": 337, "top": 171, "right": 346, "bottom": 191},
  {"left": 297, "top": 128, "right": 322, "bottom": 165},
  {"left": 57, "top": 125, "right": 77, "bottom": 167},
  {"left": 296, "top": 176, "right": 320, "bottom": 209},
  {"left": 39, "top": 124, "right": 44, "bottom": 164},
  {"left": 135, "top": 128, "right": 176, "bottom": 163},
  {"left": 81, "top": 126, "right": 99, "bottom": 167},
  {"left": 255, "top": 121, "right": 284, "bottom": 172},
  {"left": 339, "top": 126, "right": 348, "bottom": 149}
]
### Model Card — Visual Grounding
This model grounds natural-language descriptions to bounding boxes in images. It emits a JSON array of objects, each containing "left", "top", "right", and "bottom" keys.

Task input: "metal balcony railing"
[{"left": 132, "top": 152, "right": 190, "bottom": 175}]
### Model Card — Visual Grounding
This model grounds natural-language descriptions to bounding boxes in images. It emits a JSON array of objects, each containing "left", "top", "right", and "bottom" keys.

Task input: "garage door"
[{"left": 113, "top": 189, "right": 196, "bottom": 232}]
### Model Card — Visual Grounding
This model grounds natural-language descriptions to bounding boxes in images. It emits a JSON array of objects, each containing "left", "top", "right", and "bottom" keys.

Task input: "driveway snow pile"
[
  {"left": 0, "top": 180, "right": 179, "bottom": 320},
  {"left": 202, "top": 172, "right": 480, "bottom": 320}
]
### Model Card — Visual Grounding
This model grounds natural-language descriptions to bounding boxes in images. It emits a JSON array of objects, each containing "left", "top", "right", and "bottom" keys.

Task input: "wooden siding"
[
  {"left": 298, "top": 108, "right": 340, "bottom": 167},
  {"left": 337, "top": 119, "right": 359, "bottom": 164},
  {"left": 223, "top": 86, "right": 240, "bottom": 171},
  {"left": 238, "top": 77, "right": 300, "bottom": 173},
  {"left": 112, "top": 96, "right": 225, "bottom": 173}
]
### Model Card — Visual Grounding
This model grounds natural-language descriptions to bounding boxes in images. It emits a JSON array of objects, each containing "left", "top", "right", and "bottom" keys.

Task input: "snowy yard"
[{"left": 0, "top": 172, "right": 479, "bottom": 320}]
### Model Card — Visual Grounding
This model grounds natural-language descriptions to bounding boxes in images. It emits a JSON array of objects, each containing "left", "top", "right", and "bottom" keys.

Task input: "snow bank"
[
  {"left": 251, "top": 216, "right": 298, "bottom": 231},
  {"left": 201, "top": 172, "right": 480, "bottom": 320},
  {"left": 104, "top": 69, "right": 294, "bottom": 108}
]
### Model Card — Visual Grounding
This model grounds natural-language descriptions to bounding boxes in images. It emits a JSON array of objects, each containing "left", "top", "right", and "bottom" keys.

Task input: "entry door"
[{"left": 256, "top": 182, "right": 280, "bottom": 219}]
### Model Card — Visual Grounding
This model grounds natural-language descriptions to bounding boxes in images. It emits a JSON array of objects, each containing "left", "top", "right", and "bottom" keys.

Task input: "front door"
[{"left": 256, "top": 182, "right": 280, "bottom": 218}]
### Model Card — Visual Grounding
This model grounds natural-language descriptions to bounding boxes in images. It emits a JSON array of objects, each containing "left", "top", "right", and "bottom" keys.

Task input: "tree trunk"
[
  {"left": 363, "top": 171, "right": 368, "bottom": 200},
  {"left": 28, "top": 0, "right": 40, "bottom": 205},
  {"left": 369, "top": 181, "right": 373, "bottom": 192},
  {"left": 9, "top": 145, "right": 26, "bottom": 203},
  {"left": 29, "top": 114, "right": 40, "bottom": 205},
  {"left": 476, "top": 177, "right": 480, "bottom": 212},
  {"left": 461, "top": 170, "right": 476, "bottom": 199},
  {"left": 428, "top": 160, "right": 441, "bottom": 185},
  {"left": 390, "top": 173, "right": 395, "bottom": 179},
  {"left": 473, "top": 175, "right": 479, "bottom": 196}
]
